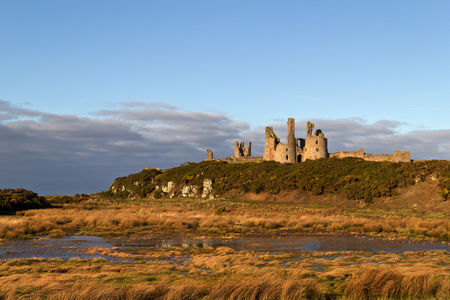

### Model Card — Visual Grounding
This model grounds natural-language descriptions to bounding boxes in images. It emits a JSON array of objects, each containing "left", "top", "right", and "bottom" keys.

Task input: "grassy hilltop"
[{"left": 105, "top": 158, "right": 450, "bottom": 203}]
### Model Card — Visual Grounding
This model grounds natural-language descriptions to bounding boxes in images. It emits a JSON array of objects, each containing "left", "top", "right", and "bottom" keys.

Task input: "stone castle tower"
[
  {"left": 286, "top": 118, "right": 297, "bottom": 163},
  {"left": 302, "top": 121, "right": 328, "bottom": 161},
  {"left": 263, "top": 118, "right": 328, "bottom": 163}
]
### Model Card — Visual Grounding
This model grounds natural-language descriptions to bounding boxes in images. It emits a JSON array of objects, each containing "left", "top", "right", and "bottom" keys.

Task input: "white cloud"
[
  {"left": 0, "top": 101, "right": 449, "bottom": 195},
  {"left": 0, "top": 101, "right": 249, "bottom": 194}
]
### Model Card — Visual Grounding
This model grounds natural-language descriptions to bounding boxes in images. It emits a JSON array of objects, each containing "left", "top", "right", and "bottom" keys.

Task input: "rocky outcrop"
[
  {"left": 182, "top": 185, "right": 198, "bottom": 198},
  {"left": 151, "top": 178, "right": 217, "bottom": 199},
  {"left": 160, "top": 181, "right": 175, "bottom": 198},
  {"left": 111, "top": 185, "right": 130, "bottom": 194},
  {"left": 161, "top": 181, "right": 174, "bottom": 193},
  {"left": 202, "top": 179, "right": 214, "bottom": 199}
]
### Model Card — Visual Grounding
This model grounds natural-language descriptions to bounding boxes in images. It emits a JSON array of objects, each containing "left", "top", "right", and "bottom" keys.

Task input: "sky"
[{"left": 1, "top": 1, "right": 449, "bottom": 195}]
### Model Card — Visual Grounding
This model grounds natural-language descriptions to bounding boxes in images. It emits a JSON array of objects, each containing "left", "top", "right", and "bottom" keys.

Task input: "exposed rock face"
[
  {"left": 202, "top": 179, "right": 213, "bottom": 199},
  {"left": 182, "top": 185, "right": 198, "bottom": 198},
  {"left": 162, "top": 181, "right": 174, "bottom": 194},
  {"left": 111, "top": 185, "right": 129, "bottom": 194}
]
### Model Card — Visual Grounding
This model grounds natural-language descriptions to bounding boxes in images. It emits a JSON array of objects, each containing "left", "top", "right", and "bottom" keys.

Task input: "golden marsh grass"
[
  {"left": 1, "top": 196, "right": 449, "bottom": 240},
  {"left": 0, "top": 247, "right": 450, "bottom": 299}
]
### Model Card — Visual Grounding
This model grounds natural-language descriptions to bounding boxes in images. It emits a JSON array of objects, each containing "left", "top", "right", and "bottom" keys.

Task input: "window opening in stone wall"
[
  {"left": 316, "top": 140, "right": 318, "bottom": 144},
  {"left": 316, "top": 148, "right": 319, "bottom": 152},
  {"left": 286, "top": 155, "right": 288, "bottom": 160}
]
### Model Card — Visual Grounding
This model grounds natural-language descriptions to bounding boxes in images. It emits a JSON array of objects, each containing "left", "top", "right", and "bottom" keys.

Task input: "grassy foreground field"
[
  {"left": 0, "top": 180, "right": 450, "bottom": 299},
  {"left": 0, "top": 247, "right": 450, "bottom": 299}
]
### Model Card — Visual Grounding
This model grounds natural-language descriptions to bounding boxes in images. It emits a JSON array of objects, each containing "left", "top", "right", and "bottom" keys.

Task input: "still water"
[{"left": 1, "top": 234, "right": 449, "bottom": 261}]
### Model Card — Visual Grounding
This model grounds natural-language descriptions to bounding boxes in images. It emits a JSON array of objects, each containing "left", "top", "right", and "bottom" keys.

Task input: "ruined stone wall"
[
  {"left": 363, "top": 153, "right": 396, "bottom": 162},
  {"left": 208, "top": 118, "right": 411, "bottom": 165},
  {"left": 206, "top": 149, "right": 214, "bottom": 160},
  {"left": 263, "top": 126, "right": 292, "bottom": 163},
  {"left": 263, "top": 127, "right": 278, "bottom": 161},
  {"left": 330, "top": 149, "right": 411, "bottom": 162},
  {"left": 234, "top": 141, "right": 252, "bottom": 158},
  {"left": 392, "top": 151, "right": 411, "bottom": 162},
  {"left": 330, "top": 148, "right": 365, "bottom": 159}
]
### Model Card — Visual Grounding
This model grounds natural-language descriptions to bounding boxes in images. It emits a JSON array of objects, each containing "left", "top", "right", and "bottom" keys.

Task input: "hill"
[{"left": 104, "top": 158, "right": 450, "bottom": 204}]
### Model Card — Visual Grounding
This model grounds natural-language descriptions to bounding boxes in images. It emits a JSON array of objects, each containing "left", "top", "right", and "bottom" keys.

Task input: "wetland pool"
[{"left": 1, "top": 234, "right": 450, "bottom": 261}]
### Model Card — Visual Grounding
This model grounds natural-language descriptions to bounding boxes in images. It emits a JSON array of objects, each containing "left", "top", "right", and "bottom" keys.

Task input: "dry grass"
[
  {"left": 345, "top": 268, "right": 439, "bottom": 299},
  {"left": 1, "top": 198, "right": 449, "bottom": 241},
  {"left": 0, "top": 249, "right": 450, "bottom": 299}
]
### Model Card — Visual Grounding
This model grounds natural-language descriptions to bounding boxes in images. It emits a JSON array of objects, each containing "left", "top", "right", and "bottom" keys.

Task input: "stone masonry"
[
  {"left": 234, "top": 141, "right": 252, "bottom": 158},
  {"left": 263, "top": 119, "right": 328, "bottom": 163},
  {"left": 330, "top": 148, "right": 411, "bottom": 163},
  {"left": 207, "top": 118, "right": 411, "bottom": 164}
]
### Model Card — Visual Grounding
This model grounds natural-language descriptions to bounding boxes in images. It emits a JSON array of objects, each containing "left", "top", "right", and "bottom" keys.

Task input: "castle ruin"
[
  {"left": 234, "top": 141, "right": 252, "bottom": 158},
  {"left": 264, "top": 118, "right": 328, "bottom": 163},
  {"left": 207, "top": 118, "right": 411, "bottom": 163}
]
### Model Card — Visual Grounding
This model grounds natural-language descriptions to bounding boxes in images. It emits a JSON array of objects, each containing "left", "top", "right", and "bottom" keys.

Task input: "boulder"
[
  {"left": 202, "top": 179, "right": 213, "bottom": 198},
  {"left": 162, "top": 181, "right": 174, "bottom": 194},
  {"left": 182, "top": 185, "right": 198, "bottom": 198}
]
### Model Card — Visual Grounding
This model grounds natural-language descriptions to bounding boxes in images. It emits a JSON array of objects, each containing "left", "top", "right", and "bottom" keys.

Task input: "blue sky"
[{"left": 1, "top": 1, "right": 449, "bottom": 195}]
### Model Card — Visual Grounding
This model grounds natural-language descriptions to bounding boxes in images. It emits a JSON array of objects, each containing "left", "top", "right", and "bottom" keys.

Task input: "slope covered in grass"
[{"left": 105, "top": 158, "right": 450, "bottom": 202}]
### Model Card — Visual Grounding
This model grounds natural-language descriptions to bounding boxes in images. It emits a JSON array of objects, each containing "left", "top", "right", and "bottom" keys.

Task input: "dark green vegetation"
[
  {"left": 106, "top": 158, "right": 450, "bottom": 202},
  {"left": 46, "top": 193, "right": 90, "bottom": 204},
  {"left": 0, "top": 189, "right": 49, "bottom": 212}
]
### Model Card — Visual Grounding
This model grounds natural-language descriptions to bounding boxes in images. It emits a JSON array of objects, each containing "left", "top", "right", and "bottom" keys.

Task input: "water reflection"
[
  {"left": 109, "top": 235, "right": 450, "bottom": 253},
  {"left": 1, "top": 235, "right": 449, "bottom": 261}
]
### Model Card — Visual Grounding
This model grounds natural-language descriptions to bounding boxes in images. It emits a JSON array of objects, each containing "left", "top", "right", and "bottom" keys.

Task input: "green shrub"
[{"left": 0, "top": 189, "right": 50, "bottom": 212}]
